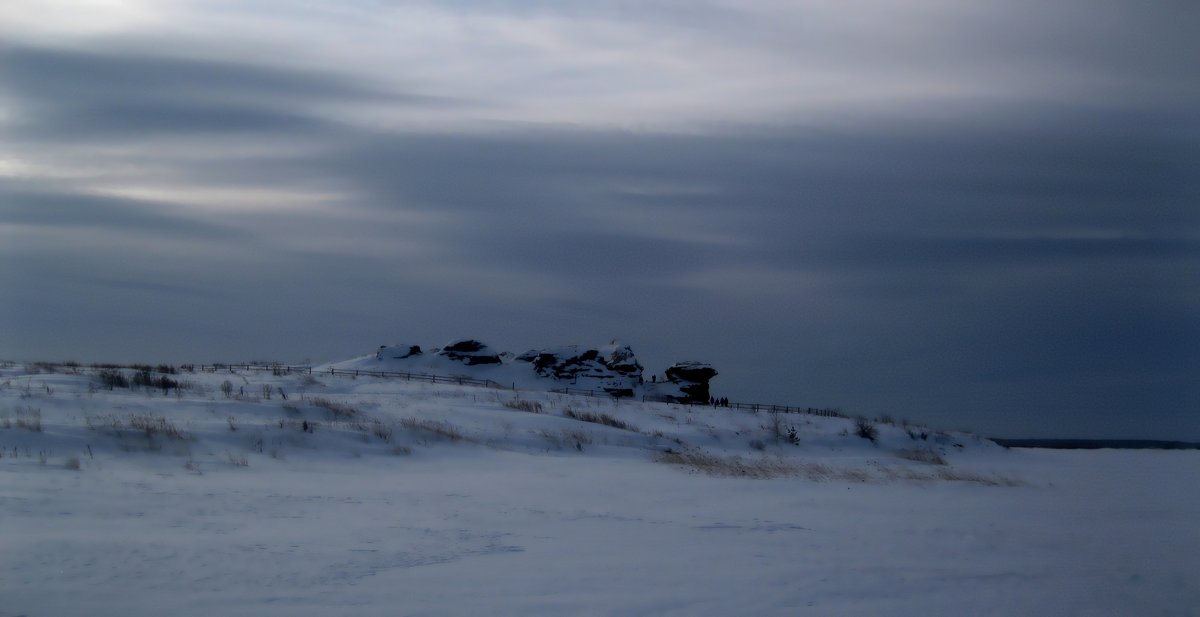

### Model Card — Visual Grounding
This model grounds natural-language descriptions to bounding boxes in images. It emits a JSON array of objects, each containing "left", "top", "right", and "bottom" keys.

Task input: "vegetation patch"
[
  {"left": 895, "top": 448, "right": 947, "bottom": 465},
  {"left": 563, "top": 408, "right": 635, "bottom": 431},
  {"left": 503, "top": 399, "right": 544, "bottom": 413},
  {"left": 399, "top": 417, "right": 467, "bottom": 442},
  {"left": 309, "top": 397, "right": 360, "bottom": 420}
]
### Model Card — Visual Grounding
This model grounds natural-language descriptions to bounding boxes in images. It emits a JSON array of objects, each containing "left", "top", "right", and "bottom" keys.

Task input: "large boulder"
[
  {"left": 438, "top": 339, "right": 502, "bottom": 365},
  {"left": 664, "top": 362, "right": 718, "bottom": 404}
]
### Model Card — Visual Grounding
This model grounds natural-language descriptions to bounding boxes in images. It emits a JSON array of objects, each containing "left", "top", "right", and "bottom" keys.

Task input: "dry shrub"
[
  {"left": 310, "top": 397, "right": 359, "bottom": 420},
  {"left": 370, "top": 419, "right": 393, "bottom": 442},
  {"left": 14, "top": 407, "right": 42, "bottom": 432},
  {"left": 854, "top": 417, "right": 878, "bottom": 442}
]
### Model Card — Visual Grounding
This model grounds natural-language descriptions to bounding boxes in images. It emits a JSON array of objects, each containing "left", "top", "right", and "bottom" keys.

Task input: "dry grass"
[
  {"left": 12, "top": 406, "right": 42, "bottom": 432},
  {"left": 657, "top": 449, "right": 1019, "bottom": 485},
  {"left": 503, "top": 399, "right": 544, "bottom": 413},
  {"left": 536, "top": 428, "right": 592, "bottom": 451},
  {"left": 562, "top": 408, "right": 636, "bottom": 431},
  {"left": 895, "top": 447, "right": 948, "bottom": 465},
  {"left": 129, "top": 414, "right": 186, "bottom": 440},
  {"left": 656, "top": 450, "right": 803, "bottom": 479},
  {"left": 309, "top": 397, "right": 359, "bottom": 420},
  {"left": 399, "top": 417, "right": 467, "bottom": 442}
]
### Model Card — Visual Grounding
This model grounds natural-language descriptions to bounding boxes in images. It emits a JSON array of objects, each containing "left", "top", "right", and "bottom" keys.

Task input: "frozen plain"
[{"left": 1, "top": 363, "right": 1197, "bottom": 616}]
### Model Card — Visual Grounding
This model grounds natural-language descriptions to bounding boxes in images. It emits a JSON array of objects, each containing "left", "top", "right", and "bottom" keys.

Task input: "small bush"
[
  {"left": 64, "top": 456, "right": 81, "bottom": 470},
  {"left": 97, "top": 369, "right": 129, "bottom": 389},
  {"left": 371, "top": 419, "right": 393, "bottom": 442},
  {"left": 854, "top": 418, "right": 878, "bottom": 443},
  {"left": 131, "top": 368, "right": 155, "bottom": 388},
  {"left": 226, "top": 451, "right": 249, "bottom": 467},
  {"left": 749, "top": 439, "right": 766, "bottom": 451},
  {"left": 220, "top": 380, "right": 234, "bottom": 398}
]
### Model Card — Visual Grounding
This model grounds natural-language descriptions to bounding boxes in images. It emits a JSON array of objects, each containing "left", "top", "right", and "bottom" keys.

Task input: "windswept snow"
[{"left": 1, "top": 362, "right": 1197, "bottom": 616}]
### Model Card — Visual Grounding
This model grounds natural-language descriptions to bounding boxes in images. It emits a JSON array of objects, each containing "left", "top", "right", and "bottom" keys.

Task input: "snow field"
[{"left": 1, "top": 364, "right": 1197, "bottom": 616}]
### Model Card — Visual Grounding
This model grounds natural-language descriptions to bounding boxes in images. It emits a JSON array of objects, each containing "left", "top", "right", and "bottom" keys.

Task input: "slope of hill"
[{"left": 2, "top": 361, "right": 1197, "bottom": 616}]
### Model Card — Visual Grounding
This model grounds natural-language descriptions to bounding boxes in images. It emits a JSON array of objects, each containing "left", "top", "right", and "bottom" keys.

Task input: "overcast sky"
[{"left": 1, "top": 1, "right": 1197, "bottom": 439}]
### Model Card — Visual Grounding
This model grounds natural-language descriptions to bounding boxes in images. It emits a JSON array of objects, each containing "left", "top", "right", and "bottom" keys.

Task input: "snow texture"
[{"left": 1, "top": 361, "right": 1197, "bottom": 616}]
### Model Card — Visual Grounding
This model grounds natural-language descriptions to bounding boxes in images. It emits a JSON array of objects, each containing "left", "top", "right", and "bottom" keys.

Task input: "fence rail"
[
  {"left": 198, "top": 364, "right": 311, "bottom": 374},
  {"left": 198, "top": 364, "right": 506, "bottom": 389}
]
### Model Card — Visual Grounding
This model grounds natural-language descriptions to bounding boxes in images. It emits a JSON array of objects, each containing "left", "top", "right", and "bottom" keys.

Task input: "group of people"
[{"left": 709, "top": 396, "right": 730, "bottom": 407}]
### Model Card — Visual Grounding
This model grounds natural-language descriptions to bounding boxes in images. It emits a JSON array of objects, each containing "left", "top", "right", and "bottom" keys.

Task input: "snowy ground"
[{"left": 1, "top": 363, "right": 1197, "bottom": 616}]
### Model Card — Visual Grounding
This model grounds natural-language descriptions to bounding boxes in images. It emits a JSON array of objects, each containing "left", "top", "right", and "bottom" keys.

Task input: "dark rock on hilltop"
[
  {"left": 376, "top": 344, "right": 422, "bottom": 360},
  {"left": 665, "top": 362, "right": 718, "bottom": 404},
  {"left": 515, "top": 342, "right": 644, "bottom": 396},
  {"left": 439, "top": 339, "right": 502, "bottom": 365}
]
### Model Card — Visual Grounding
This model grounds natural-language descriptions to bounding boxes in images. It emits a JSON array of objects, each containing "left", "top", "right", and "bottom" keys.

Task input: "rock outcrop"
[
  {"left": 376, "top": 344, "right": 422, "bottom": 360},
  {"left": 663, "top": 362, "right": 718, "bottom": 404},
  {"left": 365, "top": 339, "right": 714, "bottom": 402},
  {"left": 515, "top": 341, "right": 644, "bottom": 397},
  {"left": 438, "top": 339, "right": 502, "bottom": 365}
]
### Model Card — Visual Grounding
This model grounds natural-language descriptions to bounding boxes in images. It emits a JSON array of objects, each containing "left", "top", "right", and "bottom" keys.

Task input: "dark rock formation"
[
  {"left": 376, "top": 344, "right": 422, "bottom": 360},
  {"left": 514, "top": 342, "right": 644, "bottom": 396},
  {"left": 664, "top": 362, "right": 718, "bottom": 404},
  {"left": 438, "top": 339, "right": 502, "bottom": 365}
]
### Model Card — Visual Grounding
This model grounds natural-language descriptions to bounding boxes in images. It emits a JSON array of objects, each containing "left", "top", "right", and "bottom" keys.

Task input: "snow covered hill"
[{"left": 2, "top": 360, "right": 1197, "bottom": 616}]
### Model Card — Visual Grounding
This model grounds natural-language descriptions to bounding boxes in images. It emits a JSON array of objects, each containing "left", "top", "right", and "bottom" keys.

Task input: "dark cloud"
[{"left": 0, "top": 44, "right": 460, "bottom": 139}]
